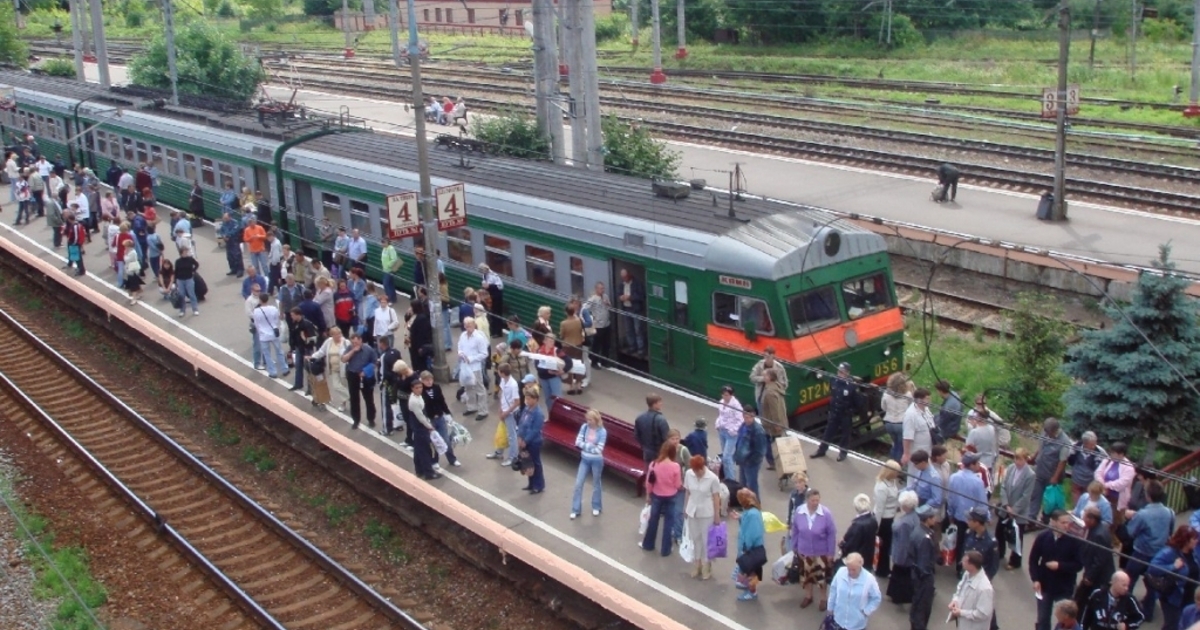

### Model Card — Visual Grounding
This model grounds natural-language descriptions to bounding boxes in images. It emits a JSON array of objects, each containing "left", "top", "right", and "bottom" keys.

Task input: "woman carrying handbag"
[{"left": 734, "top": 488, "right": 767, "bottom": 602}]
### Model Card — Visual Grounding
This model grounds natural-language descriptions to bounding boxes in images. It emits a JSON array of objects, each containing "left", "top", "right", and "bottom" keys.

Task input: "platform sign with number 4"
[
  {"left": 385, "top": 191, "right": 420, "bottom": 239},
  {"left": 436, "top": 183, "right": 467, "bottom": 231}
]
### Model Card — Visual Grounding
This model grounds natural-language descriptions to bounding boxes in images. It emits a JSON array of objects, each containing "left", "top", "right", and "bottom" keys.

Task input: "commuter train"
[{"left": 0, "top": 72, "right": 904, "bottom": 436}]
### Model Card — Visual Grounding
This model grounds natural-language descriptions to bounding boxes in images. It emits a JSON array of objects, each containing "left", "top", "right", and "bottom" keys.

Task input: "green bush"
[
  {"left": 217, "top": 0, "right": 238, "bottom": 18},
  {"left": 472, "top": 109, "right": 550, "bottom": 159},
  {"left": 1141, "top": 18, "right": 1188, "bottom": 43},
  {"left": 41, "top": 58, "right": 77, "bottom": 78},
  {"left": 601, "top": 115, "right": 680, "bottom": 180},
  {"left": 594, "top": 13, "right": 630, "bottom": 43},
  {"left": 0, "top": 1, "right": 29, "bottom": 67},
  {"left": 303, "top": 0, "right": 336, "bottom": 16},
  {"left": 124, "top": 0, "right": 147, "bottom": 28}
]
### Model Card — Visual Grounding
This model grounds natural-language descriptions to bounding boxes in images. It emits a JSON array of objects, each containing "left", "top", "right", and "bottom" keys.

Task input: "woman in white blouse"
[
  {"left": 310, "top": 326, "right": 350, "bottom": 411},
  {"left": 873, "top": 460, "right": 903, "bottom": 579},
  {"left": 683, "top": 454, "right": 723, "bottom": 580}
]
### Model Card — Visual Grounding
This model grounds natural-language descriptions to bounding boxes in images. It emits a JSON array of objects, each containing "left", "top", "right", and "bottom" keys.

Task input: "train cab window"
[
  {"left": 484, "top": 235, "right": 512, "bottom": 277},
  {"left": 123, "top": 137, "right": 135, "bottom": 162},
  {"left": 349, "top": 200, "right": 373, "bottom": 236},
  {"left": 525, "top": 245, "right": 556, "bottom": 290},
  {"left": 787, "top": 286, "right": 841, "bottom": 335},
  {"left": 446, "top": 228, "right": 473, "bottom": 264},
  {"left": 713, "top": 292, "right": 775, "bottom": 336},
  {"left": 841, "top": 273, "right": 893, "bottom": 320},
  {"left": 322, "top": 193, "right": 342, "bottom": 226},
  {"left": 182, "top": 153, "right": 197, "bottom": 181},
  {"left": 570, "top": 256, "right": 584, "bottom": 297},
  {"left": 200, "top": 158, "right": 216, "bottom": 186},
  {"left": 135, "top": 141, "right": 149, "bottom": 165},
  {"left": 95, "top": 131, "right": 108, "bottom": 155},
  {"left": 218, "top": 163, "right": 234, "bottom": 189},
  {"left": 166, "top": 149, "right": 180, "bottom": 176}
]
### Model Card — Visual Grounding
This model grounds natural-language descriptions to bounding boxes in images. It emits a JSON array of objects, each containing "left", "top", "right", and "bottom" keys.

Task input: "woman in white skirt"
[
  {"left": 683, "top": 454, "right": 723, "bottom": 580},
  {"left": 310, "top": 326, "right": 351, "bottom": 411}
]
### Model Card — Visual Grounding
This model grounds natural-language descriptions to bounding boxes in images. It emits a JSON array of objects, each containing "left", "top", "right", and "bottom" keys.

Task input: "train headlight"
[{"left": 844, "top": 328, "right": 859, "bottom": 348}]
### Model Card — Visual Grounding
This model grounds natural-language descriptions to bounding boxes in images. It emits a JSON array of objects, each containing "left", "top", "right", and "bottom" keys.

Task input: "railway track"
[
  {"left": 0, "top": 307, "right": 425, "bottom": 630},
  {"left": 272, "top": 70, "right": 1200, "bottom": 215}
]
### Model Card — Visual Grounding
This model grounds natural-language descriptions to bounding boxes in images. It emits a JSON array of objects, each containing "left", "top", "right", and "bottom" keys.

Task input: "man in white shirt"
[
  {"left": 117, "top": 168, "right": 134, "bottom": 192},
  {"left": 245, "top": 283, "right": 265, "bottom": 370},
  {"left": 173, "top": 210, "right": 191, "bottom": 237},
  {"left": 902, "top": 388, "right": 935, "bottom": 480},
  {"left": 35, "top": 155, "right": 52, "bottom": 180},
  {"left": 457, "top": 316, "right": 490, "bottom": 421},
  {"left": 73, "top": 190, "right": 91, "bottom": 239},
  {"left": 347, "top": 229, "right": 368, "bottom": 272},
  {"left": 251, "top": 293, "right": 289, "bottom": 379},
  {"left": 372, "top": 295, "right": 399, "bottom": 350},
  {"left": 488, "top": 363, "right": 523, "bottom": 466}
]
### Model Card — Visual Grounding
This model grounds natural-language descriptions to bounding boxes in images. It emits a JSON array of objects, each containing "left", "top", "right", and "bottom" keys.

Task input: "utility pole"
[
  {"left": 389, "top": 0, "right": 402, "bottom": 65},
  {"left": 1088, "top": 0, "right": 1101, "bottom": 70},
  {"left": 13, "top": 0, "right": 24, "bottom": 31},
  {"left": 886, "top": 0, "right": 892, "bottom": 45},
  {"left": 342, "top": 0, "right": 354, "bottom": 58},
  {"left": 630, "top": 0, "right": 639, "bottom": 48},
  {"left": 1051, "top": 3, "right": 1071, "bottom": 221},
  {"left": 162, "top": 0, "right": 179, "bottom": 104},
  {"left": 675, "top": 0, "right": 687, "bottom": 60},
  {"left": 402, "top": 0, "right": 449, "bottom": 382},
  {"left": 78, "top": 0, "right": 90, "bottom": 60},
  {"left": 363, "top": 0, "right": 375, "bottom": 27},
  {"left": 579, "top": 0, "right": 603, "bottom": 170},
  {"left": 68, "top": 0, "right": 84, "bottom": 81},
  {"left": 566, "top": 0, "right": 586, "bottom": 166},
  {"left": 649, "top": 0, "right": 665, "bottom": 83},
  {"left": 533, "top": 0, "right": 565, "bottom": 163},
  {"left": 1129, "top": 0, "right": 1138, "bottom": 78},
  {"left": 89, "top": 0, "right": 110, "bottom": 87},
  {"left": 1185, "top": 0, "right": 1200, "bottom": 117}
]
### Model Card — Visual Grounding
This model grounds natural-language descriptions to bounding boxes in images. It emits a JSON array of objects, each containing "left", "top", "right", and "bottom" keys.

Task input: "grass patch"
[
  {"left": 166, "top": 394, "right": 193, "bottom": 417},
  {"left": 205, "top": 420, "right": 241, "bottom": 446},
  {"left": 0, "top": 474, "right": 107, "bottom": 629},
  {"left": 323, "top": 503, "right": 358, "bottom": 528},
  {"left": 240, "top": 445, "right": 276, "bottom": 472},
  {"left": 903, "top": 314, "right": 1010, "bottom": 416}
]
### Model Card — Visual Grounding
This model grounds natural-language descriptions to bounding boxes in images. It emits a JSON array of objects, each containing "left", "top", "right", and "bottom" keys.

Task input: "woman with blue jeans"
[
  {"left": 536, "top": 335, "right": 564, "bottom": 414},
  {"left": 517, "top": 389, "right": 546, "bottom": 493},
  {"left": 881, "top": 373, "right": 912, "bottom": 463},
  {"left": 570, "top": 409, "right": 607, "bottom": 519},
  {"left": 641, "top": 442, "right": 682, "bottom": 556}
]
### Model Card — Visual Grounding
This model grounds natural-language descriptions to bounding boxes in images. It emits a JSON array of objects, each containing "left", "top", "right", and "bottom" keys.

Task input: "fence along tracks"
[{"left": 0, "top": 306, "right": 425, "bottom": 630}]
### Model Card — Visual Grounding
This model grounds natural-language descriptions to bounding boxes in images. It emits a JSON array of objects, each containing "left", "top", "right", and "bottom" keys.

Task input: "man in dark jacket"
[
  {"left": 910, "top": 504, "right": 941, "bottom": 630},
  {"left": 962, "top": 506, "right": 999, "bottom": 579},
  {"left": 813, "top": 362, "right": 858, "bottom": 462},
  {"left": 378, "top": 336, "right": 403, "bottom": 436},
  {"left": 681, "top": 419, "right": 708, "bottom": 460},
  {"left": 936, "top": 163, "right": 960, "bottom": 202},
  {"left": 1074, "top": 506, "right": 1115, "bottom": 613},
  {"left": 839, "top": 493, "right": 880, "bottom": 573},
  {"left": 734, "top": 404, "right": 768, "bottom": 497},
  {"left": 1081, "top": 571, "right": 1145, "bottom": 630},
  {"left": 1031, "top": 510, "right": 1084, "bottom": 630},
  {"left": 297, "top": 290, "right": 327, "bottom": 334},
  {"left": 287, "top": 308, "right": 318, "bottom": 393},
  {"left": 634, "top": 394, "right": 670, "bottom": 466},
  {"left": 106, "top": 162, "right": 123, "bottom": 189},
  {"left": 420, "top": 371, "right": 457, "bottom": 468}
]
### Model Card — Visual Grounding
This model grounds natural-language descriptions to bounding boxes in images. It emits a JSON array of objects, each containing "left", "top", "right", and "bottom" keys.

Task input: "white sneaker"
[
  {"left": 593, "top": 509, "right": 601, "bottom": 517},
  {"left": 500, "top": 459, "right": 513, "bottom": 467},
  {"left": 452, "top": 461, "right": 463, "bottom": 467},
  {"left": 400, "top": 445, "right": 413, "bottom": 454},
  {"left": 193, "top": 310, "right": 199, "bottom": 316},
  {"left": 570, "top": 512, "right": 578, "bottom": 520},
  {"left": 432, "top": 464, "right": 442, "bottom": 471}
]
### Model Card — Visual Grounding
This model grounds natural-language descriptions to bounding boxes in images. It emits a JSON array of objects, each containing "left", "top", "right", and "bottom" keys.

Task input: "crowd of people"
[{"left": 13, "top": 141, "right": 1200, "bottom": 629}]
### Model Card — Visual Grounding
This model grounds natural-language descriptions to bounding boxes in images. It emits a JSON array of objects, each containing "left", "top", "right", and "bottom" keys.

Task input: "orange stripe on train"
[{"left": 705, "top": 307, "right": 904, "bottom": 364}]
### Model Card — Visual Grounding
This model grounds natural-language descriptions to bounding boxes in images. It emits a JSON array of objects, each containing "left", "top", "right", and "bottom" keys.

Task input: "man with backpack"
[{"left": 634, "top": 394, "right": 670, "bottom": 466}]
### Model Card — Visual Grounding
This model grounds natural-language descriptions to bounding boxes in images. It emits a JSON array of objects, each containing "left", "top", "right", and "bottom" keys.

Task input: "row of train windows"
[
  {"left": 423, "top": 7, "right": 507, "bottom": 24},
  {"left": 443, "top": 227, "right": 587, "bottom": 297},
  {"left": 6, "top": 110, "right": 65, "bottom": 142},
  {"left": 92, "top": 130, "right": 254, "bottom": 192}
]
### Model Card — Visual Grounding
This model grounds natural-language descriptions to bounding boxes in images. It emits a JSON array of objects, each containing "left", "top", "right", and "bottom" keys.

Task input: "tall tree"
[
  {"left": 1001, "top": 292, "right": 1072, "bottom": 423},
  {"left": 0, "top": 1, "right": 29, "bottom": 68},
  {"left": 1062, "top": 245, "right": 1200, "bottom": 464},
  {"left": 128, "top": 21, "right": 265, "bottom": 104}
]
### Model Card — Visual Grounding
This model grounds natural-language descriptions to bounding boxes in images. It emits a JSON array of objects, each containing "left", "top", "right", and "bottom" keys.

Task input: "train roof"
[{"left": 298, "top": 133, "right": 886, "bottom": 280}]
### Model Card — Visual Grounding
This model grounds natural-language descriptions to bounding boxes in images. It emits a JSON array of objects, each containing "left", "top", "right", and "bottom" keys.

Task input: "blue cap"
[{"left": 521, "top": 374, "right": 537, "bottom": 384}]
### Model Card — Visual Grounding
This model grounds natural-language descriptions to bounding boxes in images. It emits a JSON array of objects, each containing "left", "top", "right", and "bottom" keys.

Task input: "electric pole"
[
  {"left": 363, "top": 0, "right": 375, "bottom": 27},
  {"left": 1185, "top": 0, "right": 1200, "bottom": 117},
  {"left": 533, "top": 0, "right": 565, "bottom": 164},
  {"left": 1129, "top": 0, "right": 1138, "bottom": 78},
  {"left": 343, "top": 0, "right": 354, "bottom": 57},
  {"left": 580, "top": 0, "right": 603, "bottom": 170},
  {"left": 78, "top": 0, "right": 90, "bottom": 60},
  {"left": 1052, "top": 3, "right": 1070, "bottom": 222},
  {"left": 89, "top": 0, "right": 110, "bottom": 87},
  {"left": 649, "top": 0, "right": 665, "bottom": 83},
  {"left": 1089, "top": 0, "right": 1101, "bottom": 70},
  {"left": 566, "top": 0, "right": 586, "bottom": 166},
  {"left": 68, "top": 0, "right": 84, "bottom": 81},
  {"left": 389, "top": 0, "right": 402, "bottom": 65},
  {"left": 163, "top": 0, "right": 179, "bottom": 104},
  {"left": 631, "top": 0, "right": 639, "bottom": 48},
  {"left": 401, "top": 0, "right": 449, "bottom": 382},
  {"left": 675, "top": 0, "right": 686, "bottom": 60}
]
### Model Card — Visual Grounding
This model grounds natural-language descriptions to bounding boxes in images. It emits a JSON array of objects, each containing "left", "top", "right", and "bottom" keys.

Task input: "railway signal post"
[
  {"left": 1051, "top": 3, "right": 1071, "bottom": 221},
  {"left": 649, "top": 0, "right": 666, "bottom": 83},
  {"left": 1185, "top": 0, "right": 1200, "bottom": 117}
]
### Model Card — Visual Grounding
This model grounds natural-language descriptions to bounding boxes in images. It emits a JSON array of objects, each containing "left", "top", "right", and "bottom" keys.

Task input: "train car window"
[
  {"left": 218, "top": 163, "right": 234, "bottom": 189},
  {"left": 200, "top": 158, "right": 216, "bottom": 186},
  {"left": 110, "top": 134, "right": 122, "bottom": 159},
  {"left": 525, "top": 245, "right": 556, "bottom": 290},
  {"left": 182, "top": 153, "right": 197, "bottom": 181},
  {"left": 446, "top": 8, "right": 453, "bottom": 22},
  {"left": 841, "top": 273, "right": 894, "bottom": 320},
  {"left": 135, "top": 141, "right": 149, "bottom": 165},
  {"left": 95, "top": 131, "right": 107, "bottom": 154},
  {"left": 788, "top": 287, "right": 841, "bottom": 335},
  {"left": 349, "top": 200, "right": 373, "bottom": 236},
  {"left": 237, "top": 167, "right": 250, "bottom": 193},
  {"left": 673, "top": 279, "right": 689, "bottom": 326},
  {"left": 123, "top": 137, "right": 135, "bottom": 162},
  {"left": 446, "top": 228, "right": 473, "bottom": 264},
  {"left": 150, "top": 145, "right": 163, "bottom": 171},
  {"left": 423, "top": 8, "right": 429, "bottom": 20},
  {"left": 322, "top": 193, "right": 342, "bottom": 226},
  {"left": 570, "top": 256, "right": 584, "bottom": 297},
  {"left": 515, "top": 9, "right": 524, "bottom": 25},
  {"left": 435, "top": 7, "right": 441, "bottom": 21},
  {"left": 484, "top": 235, "right": 513, "bottom": 277},
  {"left": 166, "top": 149, "right": 180, "bottom": 176},
  {"left": 712, "top": 293, "right": 774, "bottom": 335},
  {"left": 467, "top": 8, "right": 475, "bottom": 23}
]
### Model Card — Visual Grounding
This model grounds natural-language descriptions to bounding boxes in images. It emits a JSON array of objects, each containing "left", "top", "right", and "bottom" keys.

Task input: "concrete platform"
[{"left": 0, "top": 196, "right": 1054, "bottom": 630}]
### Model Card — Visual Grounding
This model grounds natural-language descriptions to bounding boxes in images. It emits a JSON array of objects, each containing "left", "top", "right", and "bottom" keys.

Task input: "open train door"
[{"left": 609, "top": 259, "right": 648, "bottom": 373}]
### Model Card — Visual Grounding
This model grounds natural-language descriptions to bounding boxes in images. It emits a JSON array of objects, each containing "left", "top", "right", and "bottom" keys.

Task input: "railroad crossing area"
[{"left": 0, "top": 199, "right": 1045, "bottom": 630}]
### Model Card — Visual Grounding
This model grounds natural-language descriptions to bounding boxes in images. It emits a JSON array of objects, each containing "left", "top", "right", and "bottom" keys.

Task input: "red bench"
[{"left": 544, "top": 398, "right": 648, "bottom": 496}]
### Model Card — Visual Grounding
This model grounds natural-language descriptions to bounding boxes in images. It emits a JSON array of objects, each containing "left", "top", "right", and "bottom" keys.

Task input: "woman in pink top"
[
  {"left": 640, "top": 441, "right": 683, "bottom": 557},
  {"left": 1093, "top": 441, "right": 1136, "bottom": 511}
]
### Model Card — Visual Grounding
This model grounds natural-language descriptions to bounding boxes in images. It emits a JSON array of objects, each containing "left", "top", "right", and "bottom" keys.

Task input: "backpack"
[{"left": 580, "top": 306, "right": 594, "bottom": 329}]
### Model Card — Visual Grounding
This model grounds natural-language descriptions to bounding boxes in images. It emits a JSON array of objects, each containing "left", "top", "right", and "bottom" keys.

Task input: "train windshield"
[
  {"left": 841, "top": 272, "right": 894, "bottom": 319},
  {"left": 787, "top": 286, "right": 841, "bottom": 335}
]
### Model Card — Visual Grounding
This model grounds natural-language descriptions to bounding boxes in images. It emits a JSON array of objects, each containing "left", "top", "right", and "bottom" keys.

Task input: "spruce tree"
[{"left": 1062, "top": 245, "right": 1200, "bottom": 465}]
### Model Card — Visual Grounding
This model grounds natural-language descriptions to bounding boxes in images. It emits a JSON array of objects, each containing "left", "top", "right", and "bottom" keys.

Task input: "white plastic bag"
[
  {"left": 431, "top": 431, "right": 449, "bottom": 455},
  {"left": 458, "top": 366, "right": 477, "bottom": 387},
  {"left": 772, "top": 551, "right": 795, "bottom": 584},
  {"left": 679, "top": 521, "right": 695, "bottom": 563},
  {"left": 448, "top": 417, "right": 472, "bottom": 447},
  {"left": 638, "top": 504, "right": 651, "bottom": 536}
]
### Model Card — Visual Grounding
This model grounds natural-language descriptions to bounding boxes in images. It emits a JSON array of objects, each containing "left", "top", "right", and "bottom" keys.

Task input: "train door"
[
  {"left": 254, "top": 166, "right": 271, "bottom": 203},
  {"left": 652, "top": 273, "right": 701, "bottom": 391},
  {"left": 610, "top": 259, "right": 647, "bottom": 370},
  {"left": 293, "top": 179, "right": 316, "bottom": 255}
]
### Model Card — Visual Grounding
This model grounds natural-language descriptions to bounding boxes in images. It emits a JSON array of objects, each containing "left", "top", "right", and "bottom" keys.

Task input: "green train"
[{"left": 2, "top": 73, "right": 904, "bottom": 436}]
